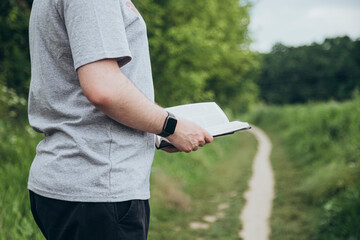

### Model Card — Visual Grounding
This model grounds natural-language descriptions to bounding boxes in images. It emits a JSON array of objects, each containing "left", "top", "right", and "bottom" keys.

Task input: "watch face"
[{"left": 165, "top": 117, "right": 177, "bottom": 134}]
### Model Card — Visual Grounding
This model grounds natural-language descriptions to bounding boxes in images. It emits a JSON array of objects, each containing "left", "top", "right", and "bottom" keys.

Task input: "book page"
[
  {"left": 206, "top": 121, "right": 250, "bottom": 136},
  {"left": 166, "top": 102, "right": 229, "bottom": 129},
  {"left": 156, "top": 102, "right": 251, "bottom": 149}
]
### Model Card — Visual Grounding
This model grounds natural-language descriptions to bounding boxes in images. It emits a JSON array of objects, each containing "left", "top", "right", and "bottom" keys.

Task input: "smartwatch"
[{"left": 159, "top": 111, "right": 177, "bottom": 137}]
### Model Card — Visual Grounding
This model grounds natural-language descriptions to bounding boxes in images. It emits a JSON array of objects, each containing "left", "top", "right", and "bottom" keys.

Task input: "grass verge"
[
  {"left": 265, "top": 131, "right": 319, "bottom": 240},
  {"left": 149, "top": 132, "right": 257, "bottom": 240},
  {"left": 248, "top": 99, "right": 360, "bottom": 240}
]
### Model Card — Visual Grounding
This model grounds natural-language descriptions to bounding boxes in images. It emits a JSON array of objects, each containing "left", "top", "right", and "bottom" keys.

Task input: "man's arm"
[{"left": 77, "top": 59, "right": 213, "bottom": 153}]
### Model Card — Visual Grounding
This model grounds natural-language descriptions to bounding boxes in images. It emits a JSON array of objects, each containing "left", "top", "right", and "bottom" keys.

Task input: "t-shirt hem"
[{"left": 28, "top": 184, "right": 150, "bottom": 202}]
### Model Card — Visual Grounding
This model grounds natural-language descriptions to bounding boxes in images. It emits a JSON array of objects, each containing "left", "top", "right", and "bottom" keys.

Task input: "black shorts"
[{"left": 29, "top": 191, "right": 150, "bottom": 240}]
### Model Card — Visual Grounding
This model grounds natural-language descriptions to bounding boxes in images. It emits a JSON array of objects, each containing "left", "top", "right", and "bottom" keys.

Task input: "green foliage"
[
  {"left": 258, "top": 36, "right": 360, "bottom": 104},
  {"left": 249, "top": 99, "right": 360, "bottom": 239},
  {"left": 134, "top": 0, "right": 259, "bottom": 112},
  {"left": 0, "top": 0, "right": 32, "bottom": 98},
  {"left": 1, "top": 0, "right": 258, "bottom": 114},
  {"left": 0, "top": 82, "right": 27, "bottom": 122},
  {"left": 0, "top": 119, "right": 43, "bottom": 240}
]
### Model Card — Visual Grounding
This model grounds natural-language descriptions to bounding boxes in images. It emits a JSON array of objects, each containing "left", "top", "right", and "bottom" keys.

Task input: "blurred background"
[{"left": 0, "top": 0, "right": 359, "bottom": 239}]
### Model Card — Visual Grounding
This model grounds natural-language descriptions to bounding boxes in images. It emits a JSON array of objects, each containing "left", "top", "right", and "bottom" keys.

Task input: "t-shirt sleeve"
[{"left": 62, "top": 0, "right": 132, "bottom": 70}]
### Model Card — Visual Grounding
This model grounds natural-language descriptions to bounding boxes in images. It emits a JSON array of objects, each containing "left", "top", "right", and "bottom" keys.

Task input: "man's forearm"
[
  {"left": 78, "top": 59, "right": 213, "bottom": 153},
  {"left": 78, "top": 59, "right": 167, "bottom": 135}
]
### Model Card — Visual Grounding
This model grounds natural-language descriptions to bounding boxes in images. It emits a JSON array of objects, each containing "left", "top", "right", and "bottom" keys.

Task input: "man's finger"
[
  {"left": 199, "top": 140, "right": 206, "bottom": 147},
  {"left": 204, "top": 133, "right": 213, "bottom": 143}
]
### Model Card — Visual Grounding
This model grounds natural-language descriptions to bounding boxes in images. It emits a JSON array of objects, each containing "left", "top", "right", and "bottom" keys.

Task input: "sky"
[{"left": 248, "top": 0, "right": 360, "bottom": 52}]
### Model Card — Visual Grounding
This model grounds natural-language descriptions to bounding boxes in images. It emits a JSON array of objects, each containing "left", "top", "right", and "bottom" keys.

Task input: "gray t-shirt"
[{"left": 28, "top": 0, "right": 155, "bottom": 202}]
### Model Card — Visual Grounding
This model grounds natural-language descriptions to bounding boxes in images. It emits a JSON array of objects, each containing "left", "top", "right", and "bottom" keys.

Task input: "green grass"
[
  {"left": 248, "top": 99, "right": 360, "bottom": 240},
  {"left": 264, "top": 131, "right": 319, "bottom": 240},
  {"left": 0, "top": 120, "right": 43, "bottom": 240},
  {"left": 0, "top": 115, "right": 257, "bottom": 239},
  {"left": 149, "top": 132, "right": 257, "bottom": 239}
]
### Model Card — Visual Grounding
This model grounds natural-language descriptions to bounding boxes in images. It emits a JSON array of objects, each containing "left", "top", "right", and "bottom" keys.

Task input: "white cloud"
[{"left": 249, "top": 0, "right": 360, "bottom": 52}]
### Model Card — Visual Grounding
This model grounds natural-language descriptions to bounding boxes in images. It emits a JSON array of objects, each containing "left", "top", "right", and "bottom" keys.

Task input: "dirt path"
[{"left": 239, "top": 126, "right": 274, "bottom": 240}]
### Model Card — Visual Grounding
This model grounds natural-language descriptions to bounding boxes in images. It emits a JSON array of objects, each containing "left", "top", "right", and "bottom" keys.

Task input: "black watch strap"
[{"left": 159, "top": 111, "right": 177, "bottom": 137}]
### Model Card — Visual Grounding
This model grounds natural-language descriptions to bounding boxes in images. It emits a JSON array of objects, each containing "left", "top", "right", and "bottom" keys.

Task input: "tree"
[
  {"left": 258, "top": 36, "right": 360, "bottom": 104},
  {"left": 0, "top": 0, "right": 32, "bottom": 98},
  {"left": 1, "top": 0, "right": 258, "bottom": 115},
  {"left": 135, "top": 0, "right": 259, "bottom": 112}
]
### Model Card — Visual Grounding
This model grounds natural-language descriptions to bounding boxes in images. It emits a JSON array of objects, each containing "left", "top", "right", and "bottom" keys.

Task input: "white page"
[
  {"left": 207, "top": 121, "right": 250, "bottom": 136},
  {"left": 166, "top": 102, "right": 229, "bottom": 128}
]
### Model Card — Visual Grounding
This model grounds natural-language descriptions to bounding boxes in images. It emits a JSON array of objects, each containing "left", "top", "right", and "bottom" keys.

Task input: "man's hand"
[{"left": 166, "top": 118, "right": 213, "bottom": 153}]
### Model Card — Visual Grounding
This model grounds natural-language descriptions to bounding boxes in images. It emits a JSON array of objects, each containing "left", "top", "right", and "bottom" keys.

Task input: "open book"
[{"left": 156, "top": 102, "right": 251, "bottom": 149}]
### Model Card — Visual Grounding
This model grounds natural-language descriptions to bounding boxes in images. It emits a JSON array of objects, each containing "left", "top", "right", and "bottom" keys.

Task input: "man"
[{"left": 27, "top": 0, "right": 213, "bottom": 239}]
